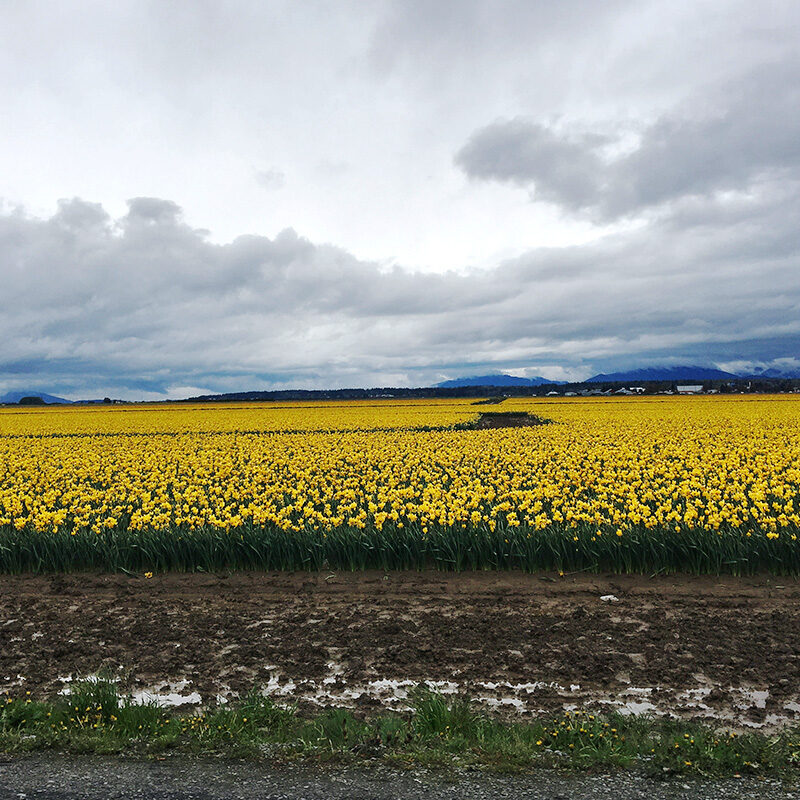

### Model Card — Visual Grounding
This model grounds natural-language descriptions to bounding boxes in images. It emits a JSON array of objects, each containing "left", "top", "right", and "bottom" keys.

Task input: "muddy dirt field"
[{"left": 1, "top": 571, "right": 799, "bottom": 729}]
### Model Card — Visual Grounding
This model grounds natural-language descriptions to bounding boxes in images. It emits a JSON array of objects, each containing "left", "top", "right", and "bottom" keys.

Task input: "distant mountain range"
[
  {"left": 3, "top": 363, "right": 800, "bottom": 405},
  {"left": 747, "top": 366, "right": 800, "bottom": 379},
  {"left": 0, "top": 390, "right": 71, "bottom": 404},
  {"left": 586, "top": 366, "right": 740, "bottom": 383},
  {"left": 435, "top": 364, "right": 800, "bottom": 388},
  {"left": 435, "top": 374, "right": 564, "bottom": 388}
]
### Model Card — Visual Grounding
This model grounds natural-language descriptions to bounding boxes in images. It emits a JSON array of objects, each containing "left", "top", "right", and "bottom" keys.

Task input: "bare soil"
[
  {"left": 470, "top": 411, "right": 548, "bottom": 428},
  {"left": 1, "top": 571, "right": 799, "bottom": 728}
]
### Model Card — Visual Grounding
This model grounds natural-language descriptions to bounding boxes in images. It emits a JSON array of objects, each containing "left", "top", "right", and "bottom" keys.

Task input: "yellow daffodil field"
[{"left": 1, "top": 395, "right": 799, "bottom": 573}]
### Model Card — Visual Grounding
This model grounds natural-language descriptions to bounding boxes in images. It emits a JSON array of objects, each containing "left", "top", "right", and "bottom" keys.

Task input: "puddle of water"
[
  {"left": 481, "top": 695, "right": 526, "bottom": 711},
  {"left": 0, "top": 674, "right": 26, "bottom": 693},
  {"left": 117, "top": 667, "right": 800, "bottom": 729},
  {"left": 10, "top": 667, "right": 800, "bottom": 730},
  {"left": 55, "top": 674, "right": 203, "bottom": 708},
  {"left": 130, "top": 680, "right": 203, "bottom": 708}
]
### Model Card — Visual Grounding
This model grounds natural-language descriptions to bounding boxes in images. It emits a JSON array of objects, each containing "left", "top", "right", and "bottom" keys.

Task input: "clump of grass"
[
  {"left": 299, "top": 707, "right": 371, "bottom": 753},
  {"left": 3, "top": 681, "right": 798, "bottom": 777},
  {"left": 649, "top": 718, "right": 797, "bottom": 776},
  {"left": 411, "top": 686, "right": 487, "bottom": 740}
]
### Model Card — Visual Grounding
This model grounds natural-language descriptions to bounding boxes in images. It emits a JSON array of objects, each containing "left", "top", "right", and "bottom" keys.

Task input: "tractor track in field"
[{"left": 1, "top": 571, "right": 799, "bottom": 729}]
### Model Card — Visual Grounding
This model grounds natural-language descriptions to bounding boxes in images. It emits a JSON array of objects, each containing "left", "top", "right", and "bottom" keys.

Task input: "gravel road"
[{"left": 0, "top": 754, "right": 797, "bottom": 800}]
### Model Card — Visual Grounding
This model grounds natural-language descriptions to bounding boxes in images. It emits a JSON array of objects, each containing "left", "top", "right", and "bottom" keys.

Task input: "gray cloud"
[
  {"left": 1, "top": 184, "right": 799, "bottom": 398},
  {"left": 455, "top": 120, "right": 608, "bottom": 209},
  {"left": 2, "top": 1, "right": 800, "bottom": 399},
  {"left": 455, "top": 60, "right": 800, "bottom": 221},
  {"left": 254, "top": 168, "right": 286, "bottom": 191},
  {"left": 370, "top": 0, "right": 634, "bottom": 79}
]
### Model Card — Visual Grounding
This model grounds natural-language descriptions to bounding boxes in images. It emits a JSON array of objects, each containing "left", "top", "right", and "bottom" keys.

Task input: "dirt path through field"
[{"left": 1, "top": 571, "right": 799, "bottom": 728}]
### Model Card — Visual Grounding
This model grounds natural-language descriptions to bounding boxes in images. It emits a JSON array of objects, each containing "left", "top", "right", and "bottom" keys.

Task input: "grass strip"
[
  {"left": 2, "top": 680, "right": 799, "bottom": 776},
  {"left": 0, "top": 522, "right": 799, "bottom": 575}
]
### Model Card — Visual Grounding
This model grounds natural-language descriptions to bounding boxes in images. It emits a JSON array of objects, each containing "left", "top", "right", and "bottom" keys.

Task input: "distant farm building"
[{"left": 676, "top": 385, "right": 704, "bottom": 394}]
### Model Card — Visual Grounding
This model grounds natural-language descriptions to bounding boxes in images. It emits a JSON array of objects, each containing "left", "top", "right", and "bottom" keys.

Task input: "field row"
[{"left": 1, "top": 396, "right": 798, "bottom": 572}]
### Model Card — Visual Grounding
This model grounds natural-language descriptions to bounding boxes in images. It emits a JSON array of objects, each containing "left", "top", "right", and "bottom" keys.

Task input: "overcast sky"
[{"left": 1, "top": 0, "right": 799, "bottom": 399}]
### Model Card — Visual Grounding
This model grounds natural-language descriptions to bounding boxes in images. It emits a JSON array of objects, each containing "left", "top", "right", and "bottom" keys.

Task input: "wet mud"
[{"left": 1, "top": 571, "right": 799, "bottom": 729}]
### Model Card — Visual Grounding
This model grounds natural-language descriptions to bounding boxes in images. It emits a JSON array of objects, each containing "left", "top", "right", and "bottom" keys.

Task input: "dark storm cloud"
[
  {"left": 455, "top": 60, "right": 800, "bottom": 221},
  {"left": 1, "top": 179, "right": 799, "bottom": 398}
]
